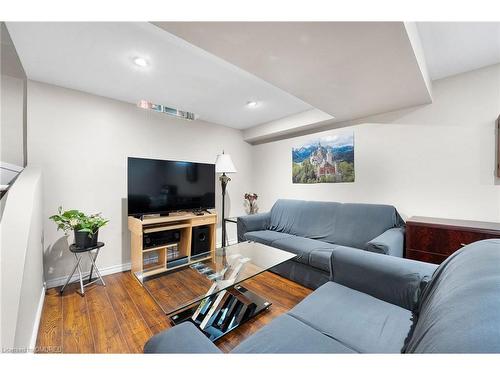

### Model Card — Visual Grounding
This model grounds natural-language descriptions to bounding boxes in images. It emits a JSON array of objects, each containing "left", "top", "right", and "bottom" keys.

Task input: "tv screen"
[{"left": 127, "top": 157, "right": 215, "bottom": 216}]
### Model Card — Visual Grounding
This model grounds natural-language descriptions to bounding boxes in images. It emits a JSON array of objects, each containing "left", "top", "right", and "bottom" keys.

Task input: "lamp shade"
[{"left": 215, "top": 153, "right": 237, "bottom": 174}]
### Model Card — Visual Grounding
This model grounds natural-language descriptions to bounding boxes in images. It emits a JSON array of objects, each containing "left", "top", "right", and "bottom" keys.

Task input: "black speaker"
[{"left": 191, "top": 225, "right": 210, "bottom": 256}]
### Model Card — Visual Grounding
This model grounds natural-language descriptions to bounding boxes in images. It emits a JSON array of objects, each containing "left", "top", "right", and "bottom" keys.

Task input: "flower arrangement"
[
  {"left": 244, "top": 193, "right": 259, "bottom": 215},
  {"left": 49, "top": 207, "right": 109, "bottom": 248}
]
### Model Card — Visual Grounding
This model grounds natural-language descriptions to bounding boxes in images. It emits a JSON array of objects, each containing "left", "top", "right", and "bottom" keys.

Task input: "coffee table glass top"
[{"left": 142, "top": 241, "right": 295, "bottom": 315}]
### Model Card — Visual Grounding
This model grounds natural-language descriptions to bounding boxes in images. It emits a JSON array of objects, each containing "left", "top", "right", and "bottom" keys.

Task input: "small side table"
[
  {"left": 60, "top": 242, "right": 106, "bottom": 296},
  {"left": 223, "top": 217, "right": 242, "bottom": 246},
  {"left": 224, "top": 217, "right": 238, "bottom": 225}
]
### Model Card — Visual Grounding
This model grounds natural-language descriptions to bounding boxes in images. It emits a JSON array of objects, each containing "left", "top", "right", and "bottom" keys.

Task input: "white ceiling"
[
  {"left": 417, "top": 22, "right": 500, "bottom": 80},
  {"left": 156, "top": 22, "right": 432, "bottom": 124},
  {"left": 5, "top": 22, "right": 312, "bottom": 129},
  {"left": 7, "top": 22, "right": 500, "bottom": 137}
]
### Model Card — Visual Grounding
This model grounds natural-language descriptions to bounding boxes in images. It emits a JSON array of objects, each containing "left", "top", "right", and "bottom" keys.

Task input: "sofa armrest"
[
  {"left": 144, "top": 322, "right": 221, "bottom": 353},
  {"left": 365, "top": 227, "right": 405, "bottom": 257},
  {"left": 330, "top": 247, "right": 437, "bottom": 311},
  {"left": 237, "top": 212, "right": 271, "bottom": 242}
]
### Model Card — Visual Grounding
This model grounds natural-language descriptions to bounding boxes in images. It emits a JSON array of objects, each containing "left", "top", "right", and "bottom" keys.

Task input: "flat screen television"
[{"left": 127, "top": 157, "right": 215, "bottom": 217}]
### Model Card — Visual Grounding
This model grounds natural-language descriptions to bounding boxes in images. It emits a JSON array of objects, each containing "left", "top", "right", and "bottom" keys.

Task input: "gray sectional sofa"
[
  {"left": 237, "top": 199, "right": 405, "bottom": 289},
  {"left": 144, "top": 239, "right": 500, "bottom": 353}
]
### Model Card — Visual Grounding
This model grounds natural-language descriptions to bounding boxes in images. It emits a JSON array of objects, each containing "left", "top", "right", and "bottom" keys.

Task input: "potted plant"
[{"left": 49, "top": 207, "right": 109, "bottom": 248}]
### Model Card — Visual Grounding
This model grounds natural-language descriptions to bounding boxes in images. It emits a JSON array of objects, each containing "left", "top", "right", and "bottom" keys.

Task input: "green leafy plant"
[{"left": 49, "top": 207, "right": 109, "bottom": 238}]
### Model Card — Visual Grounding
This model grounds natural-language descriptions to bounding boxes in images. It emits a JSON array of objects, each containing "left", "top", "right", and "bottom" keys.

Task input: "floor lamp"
[{"left": 215, "top": 151, "right": 237, "bottom": 247}]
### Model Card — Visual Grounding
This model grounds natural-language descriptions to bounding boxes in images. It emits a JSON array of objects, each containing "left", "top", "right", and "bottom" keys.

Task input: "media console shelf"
[{"left": 128, "top": 211, "right": 217, "bottom": 282}]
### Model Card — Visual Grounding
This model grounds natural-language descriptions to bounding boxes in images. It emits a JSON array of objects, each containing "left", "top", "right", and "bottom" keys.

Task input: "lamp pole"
[
  {"left": 220, "top": 172, "right": 230, "bottom": 247},
  {"left": 215, "top": 151, "right": 236, "bottom": 248}
]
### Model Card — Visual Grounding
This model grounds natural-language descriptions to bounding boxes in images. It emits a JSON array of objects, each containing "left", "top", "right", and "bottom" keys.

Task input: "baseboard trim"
[
  {"left": 45, "top": 262, "right": 132, "bottom": 289},
  {"left": 44, "top": 238, "right": 238, "bottom": 289},
  {"left": 29, "top": 285, "right": 46, "bottom": 352}
]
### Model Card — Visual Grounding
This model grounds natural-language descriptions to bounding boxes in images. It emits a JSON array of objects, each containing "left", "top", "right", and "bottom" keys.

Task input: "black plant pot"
[{"left": 74, "top": 229, "right": 98, "bottom": 249}]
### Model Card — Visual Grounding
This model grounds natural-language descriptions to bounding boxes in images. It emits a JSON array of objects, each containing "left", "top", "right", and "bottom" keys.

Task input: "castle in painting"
[
  {"left": 309, "top": 142, "right": 340, "bottom": 179},
  {"left": 292, "top": 133, "right": 355, "bottom": 184}
]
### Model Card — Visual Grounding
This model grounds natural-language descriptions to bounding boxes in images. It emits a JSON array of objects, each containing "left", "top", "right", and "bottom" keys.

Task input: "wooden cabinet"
[
  {"left": 128, "top": 211, "right": 217, "bottom": 282},
  {"left": 406, "top": 216, "right": 500, "bottom": 264}
]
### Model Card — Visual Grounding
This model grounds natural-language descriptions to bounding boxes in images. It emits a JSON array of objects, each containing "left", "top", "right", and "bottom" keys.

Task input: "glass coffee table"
[{"left": 142, "top": 241, "right": 295, "bottom": 341}]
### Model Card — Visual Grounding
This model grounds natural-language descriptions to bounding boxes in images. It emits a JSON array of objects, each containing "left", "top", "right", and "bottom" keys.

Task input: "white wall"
[
  {"left": 0, "top": 167, "right": 44, "bottom": 351},
  {"left": 27, "top": 81, "right": 253, "bottom": 285},
  {"left": 1, "top": 74, "right": 25, "bottom": 166},
  {"left": 252, "top": 64, "right": 500, "bottom": 222}
]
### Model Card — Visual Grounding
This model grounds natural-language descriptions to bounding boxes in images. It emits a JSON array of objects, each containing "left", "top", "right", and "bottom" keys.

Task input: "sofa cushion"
[
  {"left": 288, "top": 282, "right": 412, "bottom": 353},
  {"left": 232, "top": 313, "right": 356, "bottom": 353},
  {"left": 404, "top": 239, "right": 500, "bottom": 353},
  {"left": 144, "top": 322, "right": 221, "bottom": 353},
  {"left": 244, "top": 230, "right": 293, "bottom": 246},
  {"left": 329, "top": 203, "right": 404, "bottom": 249},
  {"left": 271, "top": 235, "right": 335, "bottom": 265},
  {"left": 269, "top": 199, "right": 341, "bottom": 239}
]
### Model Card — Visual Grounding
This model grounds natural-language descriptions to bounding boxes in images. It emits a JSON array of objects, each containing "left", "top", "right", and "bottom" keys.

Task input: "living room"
[{"left": 1, "top": 1, "right": 500, "bottom": 372}]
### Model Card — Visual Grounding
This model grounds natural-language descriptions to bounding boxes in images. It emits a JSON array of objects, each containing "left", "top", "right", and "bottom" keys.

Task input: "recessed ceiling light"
[
  {"left": 246, "top": 100, "right": 259, "bottom": 108},
  {"left": 133, "top": 57, "right": 149, "bottom": 67}
]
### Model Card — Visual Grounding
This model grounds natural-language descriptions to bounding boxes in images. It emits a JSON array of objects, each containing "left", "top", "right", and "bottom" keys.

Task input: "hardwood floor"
[{"left": 35, "top": 271, "right": 312, "bottom": 353}]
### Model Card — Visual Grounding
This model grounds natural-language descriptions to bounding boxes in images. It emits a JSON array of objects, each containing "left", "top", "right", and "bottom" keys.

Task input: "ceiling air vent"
[{"left": 137, "top": 100, "right": 198, "bottom": 121}]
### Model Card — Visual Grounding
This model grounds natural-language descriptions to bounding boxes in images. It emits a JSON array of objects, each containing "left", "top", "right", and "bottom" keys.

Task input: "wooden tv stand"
[{"left": 128, "top": 211, "right": 217, "bottom": 282}]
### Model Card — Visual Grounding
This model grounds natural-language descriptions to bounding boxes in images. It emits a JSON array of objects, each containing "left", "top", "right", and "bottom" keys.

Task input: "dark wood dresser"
[{"left": 406, "top": 216, "right": 500, "bottom": 264}]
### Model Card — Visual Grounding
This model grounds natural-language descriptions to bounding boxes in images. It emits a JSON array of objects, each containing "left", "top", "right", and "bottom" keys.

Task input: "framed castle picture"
[{"left": 292, "top": 132, "right": 355, "bottom": 183}]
